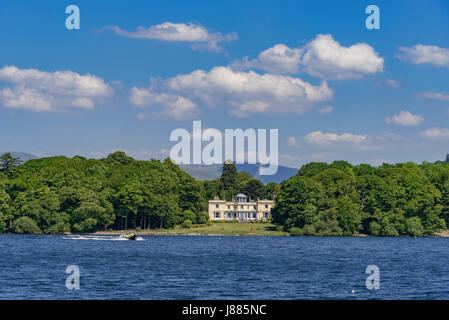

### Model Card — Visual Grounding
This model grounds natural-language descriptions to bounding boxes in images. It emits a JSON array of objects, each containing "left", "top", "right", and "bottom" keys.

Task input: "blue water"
[{"left": 1, "top": 234, "right": 449, "bottom": 299}]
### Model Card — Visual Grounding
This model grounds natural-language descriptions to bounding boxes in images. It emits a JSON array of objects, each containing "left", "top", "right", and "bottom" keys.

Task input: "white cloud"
[
  {"left": 397, "top": 45, "right": 449, "bottom": 67},
  {"left": 107, "top": 22, "right": 237, "bottom": 51},
  {"left": 385, "top": 79, "right": 400, "bottom": 88},
  {"left": 317, "top": 105, "right": 333, "bottom": 114},
  {"left": 385, "top": 111, "right": 424, "bottom": 127},
  {"left": 130, "top": 66, "right": 333, "bottom": 119},
  {"left": 304, "top": 131, "right": 403, "bottom": 151},
  {"left": 305, "top": 131, "right": 367, "bottom": 146},
  {"left": 130, "top": 87, "right": 198, "bottom": 120},
  {"left": 418, "top": 91, "right": 449, "bottom": 101},
  {"left": 286, "top": 136, "right": 299, "bottom": 148},
  {"left": 420, "top": 128, "right": 449, "bottom": 140},
  {"left": 231, "top": 44, "right": 303, "bottom": 74},
  {"left": 0, "top": 87, "right": 52, "bottom": 111},
  {"left": 72, "top": 97, "right": 95, "bottom": 109},
  {"left": 0, "top": 65, "right": 112, "bottom": 112},
  {"left": 381, "top": 78, "right": 401, "bottom": 88},
  {"left": 230, "top": 34, "right": 384, "bottom": 79},
  {"left": 300, "top": 34, "right": 384, "bottom": 79}
]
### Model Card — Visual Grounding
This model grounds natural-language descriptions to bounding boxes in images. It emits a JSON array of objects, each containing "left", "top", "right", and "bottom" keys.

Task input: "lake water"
[{"left": 1, "top": 234, "right": 449, "bottom": 299}]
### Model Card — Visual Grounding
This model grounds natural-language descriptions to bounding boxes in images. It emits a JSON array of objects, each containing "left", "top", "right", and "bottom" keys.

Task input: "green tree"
[
  {"left": 0, "top": 153, "right": 22, "bottom": 177},
  {"left": 297, "top": 162, "right": 329, "bottom": 177},
  {"left": 336, "top": 196, "right": 361, "bottom": 235},
  {"left": 13, "top": 217, "right": 41, "bottom": 234},
  {"left": 271, "top": 176, "right": 324, "bottom": 229},
  {"left": 241, "top": 179, "right": 266, "bottom": 200},
  {"left": 266, "top": 182, "right": 280, "bottom": 199},
  {"left": 219, "top": 161, "right": 238, "bottom": 200},
  {"left": 0, "top": 181, "right": 10, "bottom": 231},
  {"left": 406, "top": 216, "right": 424, "bottom": 236}
]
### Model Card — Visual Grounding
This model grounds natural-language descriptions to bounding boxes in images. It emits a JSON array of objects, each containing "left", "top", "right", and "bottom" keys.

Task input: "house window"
[
  {"left": 265, "top": 204, "right": 268, "bottom": 209},
  {"left": 227, "top": 212, "right": 235, "bottom": 219},
  {"left": 214, "top": 212, "right": 221, "bottom": 218},
  {"left": 253, "top": 213, "right": 257, "bottom": 218},
  {"left": 215, "top": 204, "right": 219, "bottom": 208},
  {"left": 240, "top": 205, "right": 244, "bottom": 209},
  {"left": 264, "top": 212, "right": 269, "bottom": 219},
  {"left": 253, "top": 206, "right": 256, "bottom": 210}
]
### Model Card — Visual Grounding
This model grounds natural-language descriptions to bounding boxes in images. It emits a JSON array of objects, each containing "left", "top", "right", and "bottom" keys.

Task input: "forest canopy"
[
  {"left": 272, "top": 161, "right": 449, "bottom": 236},
  {"left": 0, "top": 152, "right": 210, "bottom": 233},
  {"left": 0, "top": 152, "right": 274, "bottom": 234},
  {"left": 1, "top": 152, "right": 449, "bottom": 237}
]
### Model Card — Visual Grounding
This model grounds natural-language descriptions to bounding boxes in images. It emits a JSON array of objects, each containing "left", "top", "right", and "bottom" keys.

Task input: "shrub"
[
  {"left": 406, "top": 217, "right": 424, "bottom": 237},
  {"left": 73, "top": 218, "right": 98, "bottom": 233},
  {"left": 196, "top": 211, "right": 209, "bottom": 224},
  {"left": 45, "top": 222, "right": 70, "bottom": 234},
  {"left": 13, "top": 217, "right": 41, "bottom": 234},
  {"left": 290, "top": 227, "right": 303, "bottom": 236},
  {"left": 181, "top": 219, "right": 192, "bottom": 228},
  {"left": 180, "top": 210, "right": 196, "bottom": 224},
  {"left": 302, "top": 224, "right": 316, "bottom": 236},
  {"left": 383, "top": 224, "right": 399, "bottom": 237},
  {"left": 275, "top": 225, "right": 284, "bottom": 232},
  {"left": 368, "top": 221, "right": 382, "bottom": 236}
]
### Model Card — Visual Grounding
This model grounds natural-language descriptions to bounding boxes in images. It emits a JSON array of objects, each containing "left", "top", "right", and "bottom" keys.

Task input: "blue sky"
[{"left": 0, "top": 0, "right": 449, "bottom": 168}]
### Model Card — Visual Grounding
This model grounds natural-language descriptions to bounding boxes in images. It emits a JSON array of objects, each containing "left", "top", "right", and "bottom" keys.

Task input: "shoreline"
[
  {"left": 86, "top": 230, "right": 449, "bottom": 238},
  {"left": 3, "top": 224, "right": 449, "bottom": 237},
  {"left": 1, "top": 231, "right": 449, "bottom": 237}
]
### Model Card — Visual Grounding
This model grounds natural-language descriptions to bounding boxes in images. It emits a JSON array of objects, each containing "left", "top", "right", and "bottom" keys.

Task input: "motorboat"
[{"left": 120, "top": 233, "right": 137, "bottom": 240}]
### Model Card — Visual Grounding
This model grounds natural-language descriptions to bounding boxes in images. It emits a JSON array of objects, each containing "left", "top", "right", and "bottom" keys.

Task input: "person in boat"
[{"left": 125, "top": 233, "right": 137, "bottom": 240}]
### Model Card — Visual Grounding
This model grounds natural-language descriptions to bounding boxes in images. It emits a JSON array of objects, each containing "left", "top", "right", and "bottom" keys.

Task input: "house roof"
[{"left": 235, "top": 193, "right": 247, "bottom": 198}]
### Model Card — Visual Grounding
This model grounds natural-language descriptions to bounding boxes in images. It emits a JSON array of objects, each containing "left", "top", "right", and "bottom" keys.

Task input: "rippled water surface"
[{"left": 1, "top": 234, "right": 449, "bottom": 299}]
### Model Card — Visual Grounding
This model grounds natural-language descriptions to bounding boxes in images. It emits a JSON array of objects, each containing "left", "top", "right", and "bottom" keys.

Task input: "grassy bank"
[{"left": 93, "top": 222, "right": 289, "bottom": 236}]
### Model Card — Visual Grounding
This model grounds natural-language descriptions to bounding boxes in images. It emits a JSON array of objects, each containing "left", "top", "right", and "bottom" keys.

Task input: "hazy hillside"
[
  {"left": 2, "top": 152, "right": 39, "bottom": 162},
  {"left": 180, "top": 163, "right": 298, "bottom": 184},
  {"left": 1, "top": 152, "right": 298, "bottom": 183}
]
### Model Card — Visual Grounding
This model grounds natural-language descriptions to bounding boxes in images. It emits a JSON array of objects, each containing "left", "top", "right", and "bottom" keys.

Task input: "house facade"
[{"left": 208, "top": 193, "right": 275, "bottom": 221}]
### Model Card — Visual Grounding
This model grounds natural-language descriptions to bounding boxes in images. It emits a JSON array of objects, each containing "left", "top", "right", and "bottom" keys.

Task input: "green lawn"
[{"left": 96, "top": 222, "right": 289, "bottom": 236}]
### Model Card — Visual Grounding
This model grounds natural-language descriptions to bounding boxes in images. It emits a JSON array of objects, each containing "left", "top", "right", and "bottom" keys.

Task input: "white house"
[{"left": 208, "top": 193, "right": 275, "bottom": 221}]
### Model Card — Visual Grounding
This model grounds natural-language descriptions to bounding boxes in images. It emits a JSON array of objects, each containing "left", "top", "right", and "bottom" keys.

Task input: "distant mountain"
[
  {"left": 180, "top": 163, "right": 298, "bottom": 184},
  {"left": 179, "top": 164, "right": 222, "bottom": 181},
  {"left": 1, "top": 152, "right": 39, "bottom": 162}
]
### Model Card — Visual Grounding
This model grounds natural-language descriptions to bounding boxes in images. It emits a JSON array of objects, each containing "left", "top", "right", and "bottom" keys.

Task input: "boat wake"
[{"left": 63, "top": 235, "right": 144, "bottom": 241}]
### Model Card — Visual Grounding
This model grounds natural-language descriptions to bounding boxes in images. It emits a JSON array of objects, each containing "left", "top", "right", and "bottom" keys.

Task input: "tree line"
[
  {"left": 0, "top": 152, "right": 276, "bottom": 234},
  {"left": 272, "top": 160, "right": 449, "bottom": 236},
  {"left": 3, "top": 151, "right": 448, "bottom": 236}
]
